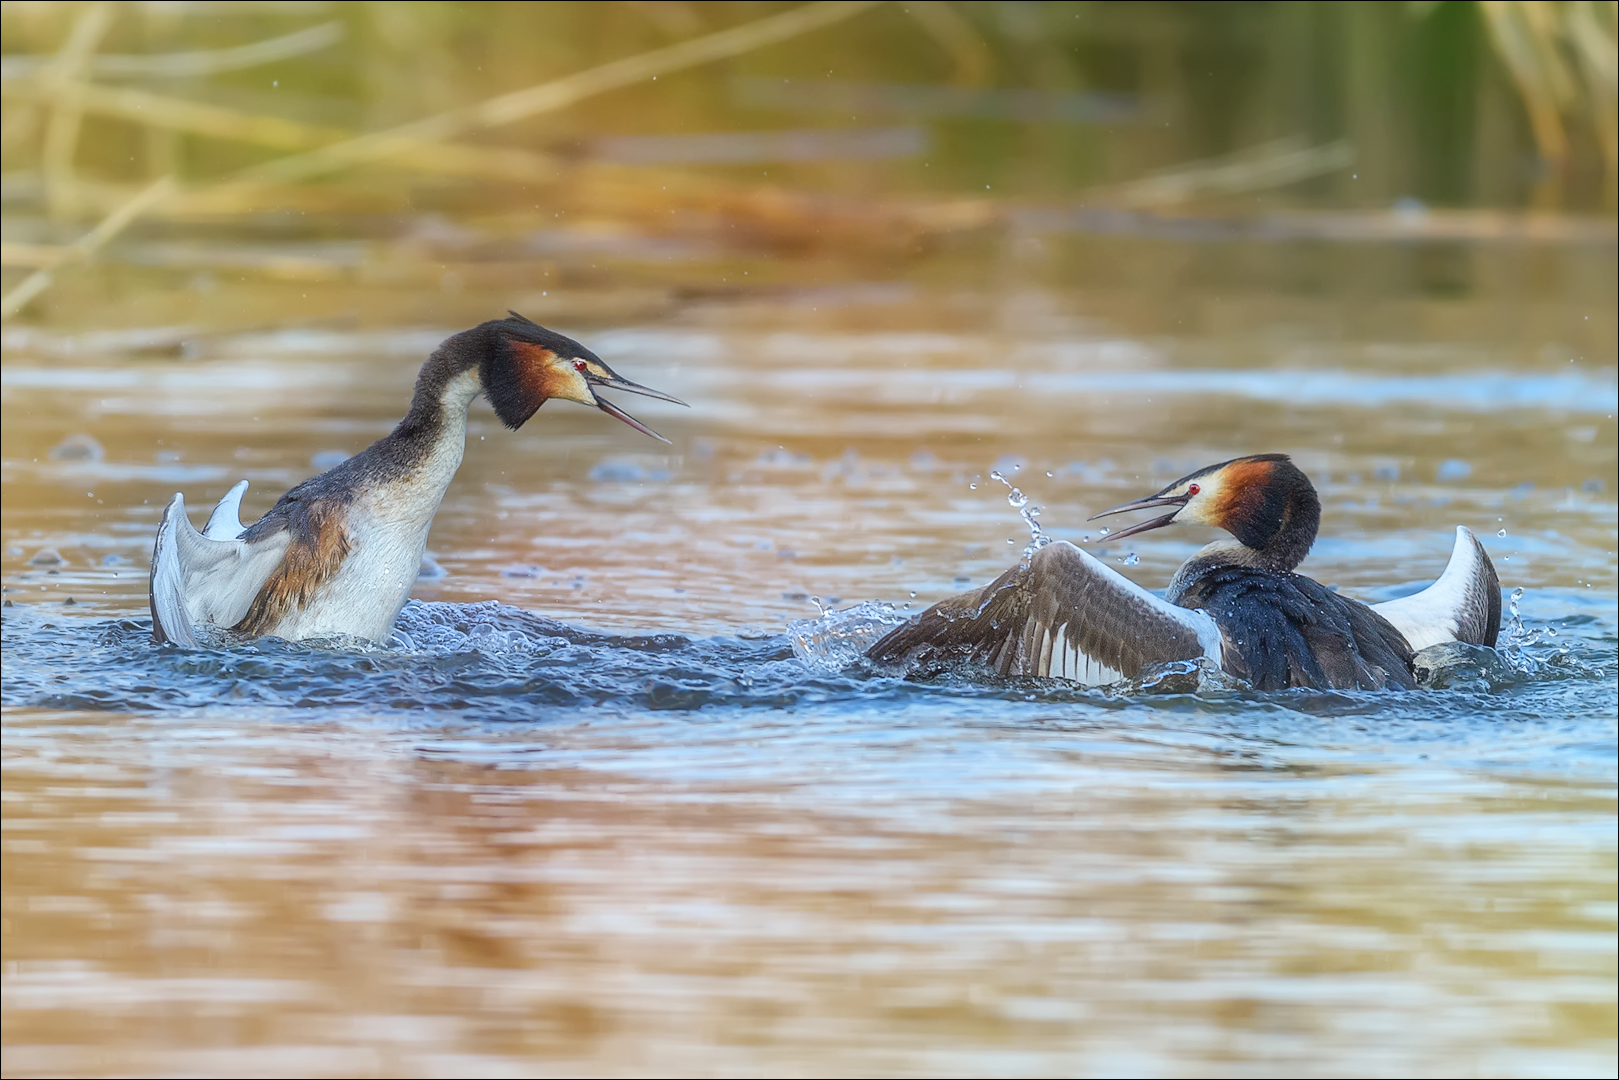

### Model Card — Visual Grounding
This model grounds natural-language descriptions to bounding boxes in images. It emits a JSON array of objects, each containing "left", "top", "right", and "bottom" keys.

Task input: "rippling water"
[{"left": 3, "top": 260, "right": 1616, "bottom": 1075}]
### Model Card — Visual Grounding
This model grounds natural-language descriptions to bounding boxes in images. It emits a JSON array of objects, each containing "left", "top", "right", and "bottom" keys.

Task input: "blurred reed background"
[{"left": 1, "top": 0, "right": 1615, "bottom": 328}]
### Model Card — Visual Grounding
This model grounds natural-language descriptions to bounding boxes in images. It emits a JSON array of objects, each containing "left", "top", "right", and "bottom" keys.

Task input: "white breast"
[
  {"left": 266, "top": 505, "right": 433, "bottom": 642},
  {"left": 263, "top": 371, "right": 477, "bottom": 642}
]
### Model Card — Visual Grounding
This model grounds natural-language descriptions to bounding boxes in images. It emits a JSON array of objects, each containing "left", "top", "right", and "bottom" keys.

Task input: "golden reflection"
[{"left": 3, "top": 712, "right": 1615, "bottom": 1075}]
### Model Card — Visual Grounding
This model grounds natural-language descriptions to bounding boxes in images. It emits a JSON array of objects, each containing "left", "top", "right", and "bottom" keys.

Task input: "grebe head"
[
  {"left": 1089, "top": 454, "right": 1320, "bottom": 570},
  {"left": 476, "top": 311, "right": 685, "bottom": 441}
]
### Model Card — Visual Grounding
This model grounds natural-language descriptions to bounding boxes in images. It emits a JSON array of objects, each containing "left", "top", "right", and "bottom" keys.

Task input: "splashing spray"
[
  {"left": 989, "top": 468, "right": 1051, "bottom": 561},
  {"left": 1500, "top": 586, "right": 1572, "bottom": 676}
]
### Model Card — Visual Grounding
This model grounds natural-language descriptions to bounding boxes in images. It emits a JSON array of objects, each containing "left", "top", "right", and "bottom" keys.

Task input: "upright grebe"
[
  {"left": 149, "top": 313, "right": 683, "bottom": 646},
  {"left": 866, "top": 454, "right": 1500, "bottom": 690}
]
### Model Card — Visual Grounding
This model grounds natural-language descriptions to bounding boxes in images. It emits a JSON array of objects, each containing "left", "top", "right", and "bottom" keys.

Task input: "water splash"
[
  {"left": 1412, "top": 641, "right": 1525, "bottom": 692},
  {"left": 1130, "top": 657, "right": 1249, "bottom": 694},
  {"left": 1454, "top": 587, "right": 1610, "bottom": 686},
  {"left": 787, "top": 600, "right": 908, "bottom": 671},
  {"left": 989, "top": 469, "right": 1051, "bottom": 560},
  {"left": 1497, "top": 587, "right": 1567, "bottom": 675}
]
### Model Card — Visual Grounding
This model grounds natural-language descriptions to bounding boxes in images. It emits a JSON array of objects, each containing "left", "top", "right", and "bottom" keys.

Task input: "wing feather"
[
  {"left": 1373, "top": 526, "right": 1500, "bottom": 650},
  {"left": 149, "top": 492, "right": 290, "bottom": 646},
  {"left": 866, "top": 541, "right": 1223, "bottom": 685},
  {"left": 203, "top": 480, "right": 249, "bottom": 540}
]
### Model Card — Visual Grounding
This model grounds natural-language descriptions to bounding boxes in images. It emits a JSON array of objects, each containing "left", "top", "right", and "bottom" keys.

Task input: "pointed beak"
[
  {"left": 1088, "top": 492, "right": 1189, "bottom": 542},
  {"left": 584, "top": 370, "right": 687, "bottom": 444}
]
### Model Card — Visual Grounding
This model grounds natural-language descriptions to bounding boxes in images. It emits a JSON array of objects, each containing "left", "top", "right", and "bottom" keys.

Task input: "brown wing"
[{"left": 866, "top": 541, "right": 1223, "bottom": 685}]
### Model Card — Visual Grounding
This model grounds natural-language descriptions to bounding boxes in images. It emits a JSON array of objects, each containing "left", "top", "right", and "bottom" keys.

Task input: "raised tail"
[
  {"left": 149, "top": 493, "right": 200, "bottom": 647},
  {"left": 149, "top": 484, "right": 288, "bottom": 647},
  {"left": 203, "top": 479, "right": 249, "bottom": 539},
  {"left": 1373, "top": 526, "right": 1501, "bottom": 651}
]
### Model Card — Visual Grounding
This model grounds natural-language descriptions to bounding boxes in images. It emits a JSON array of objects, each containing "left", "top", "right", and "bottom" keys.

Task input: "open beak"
[
  {"left": 585, "top": 371, "right": 687, "bottom": 444},
  {"left": 1087, "top": 492, "right": 1189, "bottom": 542}
]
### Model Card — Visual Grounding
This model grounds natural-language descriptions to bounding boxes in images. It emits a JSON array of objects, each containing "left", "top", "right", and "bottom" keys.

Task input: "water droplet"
[
  {"left": 1007, "top": 538, "right": 1015, "bottom": 544},
  {"left": 1099, "top": 526, "right": 1111, "bottom": 536},
  {"left": 909, "top": 591, "right": 916, "bottom": 599},
  {"left": 1497, "top": 528, "right": 1507, "bottom": 537},
  {"left": 1121, "top": 553, "right": 1140, "bottom": 566},
  {"left": 969, "top": 483, "right": 977, "bottom": 490}
]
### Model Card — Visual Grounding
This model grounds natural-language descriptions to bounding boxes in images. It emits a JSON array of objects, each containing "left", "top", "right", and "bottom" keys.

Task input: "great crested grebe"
[
  {"left": 866, "top": 454, "right": 1501, "bottom": 690},
  {"left": 149, "top": 313, "right": 684, "bottom": 646}
]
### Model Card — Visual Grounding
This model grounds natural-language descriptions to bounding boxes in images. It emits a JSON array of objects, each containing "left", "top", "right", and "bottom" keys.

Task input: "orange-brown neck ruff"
[
  {"left": 1213, "top": 457, "right": 1280, "bottom": 534},
  {"left": 1212, "top": 456, "right": 1319, "bottom": 571},
  {"left": 483, "top": 341, "right": 560, "bottom": 430}
]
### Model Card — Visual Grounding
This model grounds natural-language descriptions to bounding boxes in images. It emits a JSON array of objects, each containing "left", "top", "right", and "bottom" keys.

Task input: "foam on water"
[{"left": 3, "top": 591, "right": 1611, "bottom": 781}]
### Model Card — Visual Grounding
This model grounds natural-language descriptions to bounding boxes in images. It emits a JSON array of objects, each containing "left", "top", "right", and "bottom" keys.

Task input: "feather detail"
[
  {"left": 1373, "top": 526, "right": 1500, "bottom": 650},
  {"left": 234, "top": 498, "right": 352, "bottom": 637},
  {"left": 149, "top": 492, "right": 291, "bottom": 646},
  {"left": 867, "top": 541, "right": 1222, "bottom": 685},
  {"left": 203, "top": 480, "right": 249, "bottom": 540}
]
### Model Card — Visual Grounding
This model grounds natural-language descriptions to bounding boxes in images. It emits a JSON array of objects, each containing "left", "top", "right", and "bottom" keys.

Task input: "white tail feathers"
[
  {"left": 149, "top": 485, "right": 288, "bottom": 646},
  {"left": 203, "top": 480, "right": 249, "bottom": 540},
  {"left": 1373, "top": 526, "right": 1502, "bottom": 651}
]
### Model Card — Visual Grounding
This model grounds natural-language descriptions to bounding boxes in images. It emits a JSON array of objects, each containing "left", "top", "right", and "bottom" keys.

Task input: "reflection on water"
[
  {"left": 3, "top": 246, "right": 1617, "bottom": 1073},
  {"left": 2, "top": 687, "right": 1614, "bottom": 1076}
]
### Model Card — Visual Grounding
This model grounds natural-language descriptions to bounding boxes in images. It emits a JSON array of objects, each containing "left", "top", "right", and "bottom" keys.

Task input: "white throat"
[
  {"left": 1194, "top": 537, "right": 1267, "bottom": 568},
  {"left": 257, "top": 369, "right": 486, "bottom": 643},
  {"left": 421, "top": 368, "right": 482, "bottom": 484},
  {"left": 372, "top": 368, "right": 482, "bottom": 528}
]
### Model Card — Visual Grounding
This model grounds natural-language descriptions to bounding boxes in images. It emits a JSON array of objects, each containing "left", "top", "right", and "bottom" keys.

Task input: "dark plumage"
[
  {"left": 1169, "top": 562, "right": 1415, "bottom": 690},
  {"left": 867, "top": 453, "right": 1502, "bottom": 691}
]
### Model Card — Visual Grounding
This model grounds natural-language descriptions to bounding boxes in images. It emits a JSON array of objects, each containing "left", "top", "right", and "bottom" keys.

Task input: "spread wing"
[
  {"left": 866, "top": 540, "right": 1223, "bottom": 685},
  {"left": 149, "top": 488, "right": 290, "bottom": 647},
  {"left": 1373, "top": 526, "right": 1500, "bottom": 651}
]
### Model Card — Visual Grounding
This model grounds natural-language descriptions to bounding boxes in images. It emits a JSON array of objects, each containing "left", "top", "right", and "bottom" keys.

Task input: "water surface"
[{"left": 3, "top": 247, "right": 1616, "bottom": 1076}]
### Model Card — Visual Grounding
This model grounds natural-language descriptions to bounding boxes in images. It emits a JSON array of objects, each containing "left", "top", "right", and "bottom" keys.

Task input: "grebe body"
[
  {"left": 867, "top": 455, "right": 1500, "bottom": 691},
  {"left": 149, "top": 314, "right": 682, "bottom": 646}
]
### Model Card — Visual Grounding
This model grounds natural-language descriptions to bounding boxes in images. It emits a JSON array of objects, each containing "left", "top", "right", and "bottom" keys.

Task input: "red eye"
[
  {"left": 573, "top": 360, "right": 588, "bottom": 372},
  {"left": 1187, "top": 483, "right": 1200, "bottom": 496}
]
